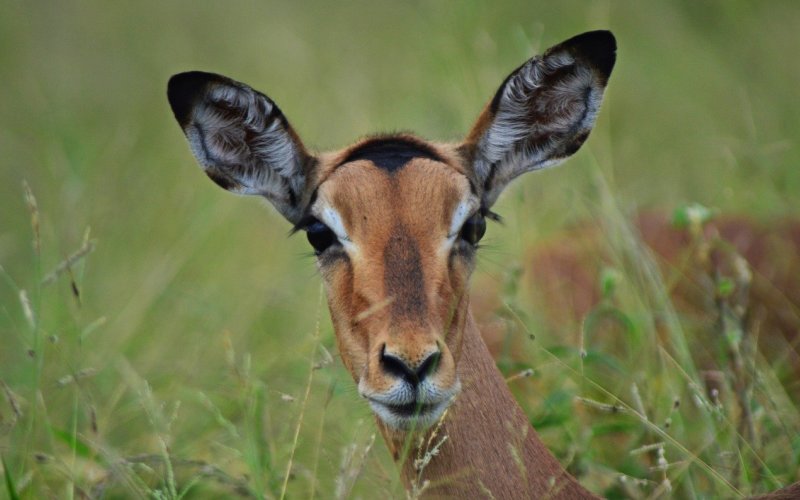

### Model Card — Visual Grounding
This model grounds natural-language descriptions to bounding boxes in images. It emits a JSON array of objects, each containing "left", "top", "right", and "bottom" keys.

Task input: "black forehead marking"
[{"left": 338, "top": 137, "right": 443, "bottom": 173}]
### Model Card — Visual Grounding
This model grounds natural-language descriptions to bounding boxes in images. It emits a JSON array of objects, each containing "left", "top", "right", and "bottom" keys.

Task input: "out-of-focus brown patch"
[
  {"left": 529, "top": 226, "right": 603, "bottom": 340},
  {"left": 516, "top": 211, "right": 800, "bottom": 399}
]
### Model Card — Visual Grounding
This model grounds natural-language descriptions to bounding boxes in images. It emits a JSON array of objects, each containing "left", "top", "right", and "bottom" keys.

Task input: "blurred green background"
[{"left": 1, "top": 1, "right": 798, "bottom": 498}]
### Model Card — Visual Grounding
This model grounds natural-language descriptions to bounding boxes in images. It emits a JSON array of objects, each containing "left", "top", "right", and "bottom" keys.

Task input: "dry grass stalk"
[
  {"left": 631, "top": 382, "right": 647, "bottom": 421},
  {"left": 505, "top": 368, "right": 534, "bottom": 383},
  {"left": 279, "top": 285, "right": 324, "bottom": 500},
  {"left": 22, "top": 180, "right": 40, "bottom": 256},
  {"left": 41, "top": 238, "right": 96, "bottom": 286},
  {"left": 334, "top": 432, "right": 376, "bottom": 500},
  {"left": 575, "top": 396, "right": 627, "bottom": 414},
  {"left": 353, "top": 296, "right": 395, "bottom": 323},
  {"left": 93, "top": 454, "right": 256, "bottom": 498},
  {"left": 2, "top": 380, "right": 23, "bottom": 420},
  {"left": 56, "top": 368, "right": 98, "bottom": 387},
  {"left": 313, "top": 344, "right": 334, "bottom": 370},
  {"left": 18, "top": 289, "right": 35, "bottom": 330},
  {"left": 404, "top": 402, "right": 453, "bottom": 498},
  {"left": 630, "top": 442, "right": 667, "bottom": 456},
  {"left": 309, "top": 380, "right": 337, "bottom": 499}
]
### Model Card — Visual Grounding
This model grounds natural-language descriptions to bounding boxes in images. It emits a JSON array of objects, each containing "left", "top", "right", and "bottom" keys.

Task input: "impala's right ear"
[{"left": 167, "top": 71, "right": 316, "bottom": 224}]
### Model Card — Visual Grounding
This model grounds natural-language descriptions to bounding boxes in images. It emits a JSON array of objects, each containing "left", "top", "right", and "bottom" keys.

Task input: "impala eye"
[
  {"left": 459, "top": 213, "right": 486, "bottom": 245},
  {"left": 305, "top": 219, "right": 338, "bottom": 255}
]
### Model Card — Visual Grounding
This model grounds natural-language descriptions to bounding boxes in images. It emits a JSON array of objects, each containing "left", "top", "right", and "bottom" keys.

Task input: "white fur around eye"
[
  {"left": 441, "top": 198, "right": 480, "bottom": 253},
  {"left": 315, "top": 203, "right": 356, "bottom": 252},
  {"left": 448, "top": 200, "right": 478, "bottom": 238}
]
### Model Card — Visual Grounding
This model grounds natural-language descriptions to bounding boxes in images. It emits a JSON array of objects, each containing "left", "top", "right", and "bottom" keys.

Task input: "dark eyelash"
[
  {"left": 481, "top": 206, "right": 502, "bottom": 223},
  {"left": 289, "top": 214, "right": 318, "bottom": 235}
]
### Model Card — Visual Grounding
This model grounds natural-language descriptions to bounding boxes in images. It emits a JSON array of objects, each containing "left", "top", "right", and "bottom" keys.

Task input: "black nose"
[{"left": 379, "top": 345, "right": 442, "bottom": 387}]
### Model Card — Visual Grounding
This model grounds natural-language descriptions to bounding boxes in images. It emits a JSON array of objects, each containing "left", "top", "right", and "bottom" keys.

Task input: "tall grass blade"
[{"left": 2, "top": 456, "right": 20, "bottom": 500}]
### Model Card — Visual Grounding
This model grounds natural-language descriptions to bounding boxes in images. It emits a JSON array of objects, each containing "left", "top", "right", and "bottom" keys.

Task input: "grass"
[{"left": 2, "top": 0, "right": 799, "bottom": 497}]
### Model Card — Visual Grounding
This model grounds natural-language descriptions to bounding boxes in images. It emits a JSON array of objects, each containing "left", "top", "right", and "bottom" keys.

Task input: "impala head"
[{"left": 168, "top": 31, "right": 615, "bottom": 431}]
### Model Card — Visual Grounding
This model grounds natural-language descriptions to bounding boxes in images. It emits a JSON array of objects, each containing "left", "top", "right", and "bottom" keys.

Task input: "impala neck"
[{"left": 377, "top": 310, "right": 597, "bottom": 498}]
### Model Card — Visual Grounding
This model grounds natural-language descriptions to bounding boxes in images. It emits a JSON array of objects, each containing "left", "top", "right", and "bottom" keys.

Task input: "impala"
[{"left": 167, "top": 31, "right": 798, "bottom": 499}]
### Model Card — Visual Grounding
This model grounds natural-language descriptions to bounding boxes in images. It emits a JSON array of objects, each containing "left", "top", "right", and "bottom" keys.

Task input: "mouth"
[
  {"left": 363, "top": 375, "right": 461, "bottom": 431},
  {"left": 367, "top": 398, "right": 450, "bottom": 431},
  {"left": 359, "top": 371, "right": 462, "bottom": 431},
  {"left": 381, "top": 401, "right": 437, "bottom": 417}
]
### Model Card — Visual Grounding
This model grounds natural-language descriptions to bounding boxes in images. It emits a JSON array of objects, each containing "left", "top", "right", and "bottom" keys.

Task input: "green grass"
[{"left": 1, "top": 1, "right": 799, "bottom": 497}]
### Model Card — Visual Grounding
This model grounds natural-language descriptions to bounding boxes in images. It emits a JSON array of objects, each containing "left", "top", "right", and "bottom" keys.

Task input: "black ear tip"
[
  {"left": 560, "top": 30, "right": 617, "bottom": 80},
  {"left": 167, "top": 71, "right": 218, "bottom": 127}
]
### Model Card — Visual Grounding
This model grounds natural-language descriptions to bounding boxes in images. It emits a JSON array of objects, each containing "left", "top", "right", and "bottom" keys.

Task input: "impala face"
[
  {"left": 309, "top": 142, "right": 477, "bottom": 429},
  {"left": 168, "top": 31, "right": 616, "bottom": 431}
]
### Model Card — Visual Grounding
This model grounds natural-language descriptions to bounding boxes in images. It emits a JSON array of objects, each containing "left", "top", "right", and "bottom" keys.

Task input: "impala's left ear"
[{"left": 463, "top": 30, "right": 616, "bottom": 207}]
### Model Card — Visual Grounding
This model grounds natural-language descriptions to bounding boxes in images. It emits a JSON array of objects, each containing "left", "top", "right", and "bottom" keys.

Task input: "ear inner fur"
[
  {"left": 167, "top": 71, "right": 316, "bottom": 223},
  {"left": 465, "top": 30, "right": 616, "bottom": 207}
]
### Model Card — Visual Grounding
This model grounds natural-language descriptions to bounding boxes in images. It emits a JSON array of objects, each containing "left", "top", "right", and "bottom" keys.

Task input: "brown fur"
[
  {"left": 317, "top": 152, "right": 468, "bottom": 399},
  {"left": 309, "top": 147, "right": 598, "bottom": 498},
  {"left": 752, "top": 481, "right": 800, "bottom": 499},
  {"left": 382, "top": 313, "right": 597, "bottom": 499}
]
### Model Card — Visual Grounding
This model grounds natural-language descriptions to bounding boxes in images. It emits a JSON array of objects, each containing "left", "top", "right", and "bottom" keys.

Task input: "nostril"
[
  {"left": 379, "top": 345, "right": 443, "bottom": 387},
  {"left": 416, "top": 350, "right": 442, "bottom": 382},
  {"left": 379, "top": 345, "right": 419, "bottom": 386}
]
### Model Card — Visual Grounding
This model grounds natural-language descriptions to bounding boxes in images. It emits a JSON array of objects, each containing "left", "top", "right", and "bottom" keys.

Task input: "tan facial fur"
[{"left": 311, "top": 146, "right": 475, "bottom": 429}]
